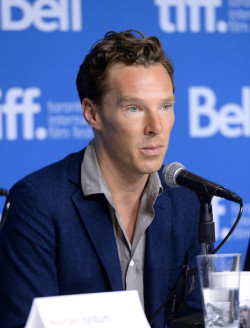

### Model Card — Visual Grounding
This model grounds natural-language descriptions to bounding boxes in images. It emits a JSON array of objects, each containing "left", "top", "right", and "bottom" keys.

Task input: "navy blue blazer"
[{"left": 0, "top": 148, "right": 202, "bottom": 328}]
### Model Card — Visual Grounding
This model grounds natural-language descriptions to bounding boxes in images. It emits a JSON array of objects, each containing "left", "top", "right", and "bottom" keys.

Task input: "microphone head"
[{"left": 162, "top": 162, "right": 186, "bottom": 187}]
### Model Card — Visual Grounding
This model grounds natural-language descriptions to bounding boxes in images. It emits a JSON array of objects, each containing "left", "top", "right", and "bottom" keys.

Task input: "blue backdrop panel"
[{"left": 0, "top": 0, "right": 250, "bottom": 266}]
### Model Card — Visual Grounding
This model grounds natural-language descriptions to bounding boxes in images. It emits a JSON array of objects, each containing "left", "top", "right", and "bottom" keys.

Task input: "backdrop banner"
[{"left": 0, "top": 0, "right": 250, "bottom": 264}]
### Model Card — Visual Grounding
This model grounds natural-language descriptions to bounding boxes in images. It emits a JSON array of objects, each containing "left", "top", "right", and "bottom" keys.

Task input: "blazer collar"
[{"left": 67, "top": 148, "right": 85, "bottom": 187}]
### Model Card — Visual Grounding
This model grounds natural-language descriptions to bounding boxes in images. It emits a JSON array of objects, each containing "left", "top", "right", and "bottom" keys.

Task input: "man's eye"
[
  {"left": 128, "top": 106, "right": 139, "bottom": 112},
  {"left": 163, "top": 104, "right": 170, "bottom": 110}
]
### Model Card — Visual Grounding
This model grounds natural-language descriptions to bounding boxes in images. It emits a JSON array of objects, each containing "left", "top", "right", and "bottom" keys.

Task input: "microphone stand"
[{"left": 197, "top": 194, "right": 215, "bottom": 255}]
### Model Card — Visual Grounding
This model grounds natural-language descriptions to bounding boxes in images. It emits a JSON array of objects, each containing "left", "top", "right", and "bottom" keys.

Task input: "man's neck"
[{"left": 94, "top": 139, "right": 149, "bottom": 196}]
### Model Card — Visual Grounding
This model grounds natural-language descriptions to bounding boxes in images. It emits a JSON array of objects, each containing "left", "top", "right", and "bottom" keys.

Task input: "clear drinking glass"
[
  {"left": 197, "top": 253, "right": 241, "bottom": 328},
  {"left": 239, "top": 271, "right": 250, "bottom": 328}
]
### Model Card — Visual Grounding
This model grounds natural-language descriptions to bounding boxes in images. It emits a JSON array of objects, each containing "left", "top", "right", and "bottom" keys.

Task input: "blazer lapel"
[
  {"left": 66, "top": 149, "right": 123, "bottom": 292},
  {"left": 72, "top": 189, "right": 123, "bottom": 292},
  {"left": 144, "top": 193, "right": 171, "bottom": 325}
]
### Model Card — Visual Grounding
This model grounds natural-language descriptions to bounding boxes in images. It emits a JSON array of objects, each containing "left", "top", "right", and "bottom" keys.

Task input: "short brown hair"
[{"left": 76, "top": 30, "right": 174, "bottom": 106}]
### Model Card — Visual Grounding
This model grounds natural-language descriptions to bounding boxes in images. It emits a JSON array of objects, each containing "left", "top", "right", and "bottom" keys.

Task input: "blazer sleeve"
[{"left": 0, "top": 178, "right": 58, "bottom": 328}]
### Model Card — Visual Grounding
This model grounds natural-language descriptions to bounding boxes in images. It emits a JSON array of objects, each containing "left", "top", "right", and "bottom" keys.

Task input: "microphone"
[
  {"left": 0, "top": 189, "right": 9, "bottom": 196},
  {"left": 162, "top": 162, "right": 242, "bottom": 204}
]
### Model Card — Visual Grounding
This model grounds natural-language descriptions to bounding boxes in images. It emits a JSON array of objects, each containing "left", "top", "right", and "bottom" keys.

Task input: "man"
[{"left": 0, "top": 30, "right": 202, "bottom": 327}]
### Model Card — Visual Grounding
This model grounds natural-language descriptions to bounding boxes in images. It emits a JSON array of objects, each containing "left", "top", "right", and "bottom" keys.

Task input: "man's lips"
[{"left": 140, "top": 145, "right": 162, "bottom": 155}]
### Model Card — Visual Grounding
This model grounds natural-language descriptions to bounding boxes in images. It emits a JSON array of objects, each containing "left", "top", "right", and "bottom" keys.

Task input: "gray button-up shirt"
[{"left": 81, "top": 140, "right": 162, "bottom": 307}]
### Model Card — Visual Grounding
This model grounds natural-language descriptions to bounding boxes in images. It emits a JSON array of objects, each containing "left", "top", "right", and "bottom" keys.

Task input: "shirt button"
[{"left": 129, "top": 260, "right": 135, "bottom": 267}]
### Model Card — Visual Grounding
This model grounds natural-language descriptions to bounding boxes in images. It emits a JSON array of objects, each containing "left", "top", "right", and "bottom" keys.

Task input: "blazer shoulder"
[{"left": 10, "top": 148, "right": 86, "bottom": 197}]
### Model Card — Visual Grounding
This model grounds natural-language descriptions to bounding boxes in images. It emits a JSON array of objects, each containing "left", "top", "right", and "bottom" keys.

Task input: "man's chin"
[{"left": 140, "top": 161, "right": 163, "bottom": 174}]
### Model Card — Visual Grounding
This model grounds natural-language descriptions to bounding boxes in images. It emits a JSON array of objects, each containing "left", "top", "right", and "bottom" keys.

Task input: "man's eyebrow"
[
  {"left": 164, "top": 95, "right": 175, "bottom": 103},
  {"left": 117, "top": 95, "right": 175, "bottom": 106},
  {"left": 117, "top": 97, "right": 142, "bottom": 106}
]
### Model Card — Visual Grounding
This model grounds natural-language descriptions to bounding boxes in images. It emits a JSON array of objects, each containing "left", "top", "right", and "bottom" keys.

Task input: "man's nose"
[{"left": 144, "top": 111, "right": 163, "bottom": 135}]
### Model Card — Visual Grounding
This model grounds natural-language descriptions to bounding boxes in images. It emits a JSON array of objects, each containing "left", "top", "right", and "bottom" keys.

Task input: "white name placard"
[{"left": 25, "top": 290, "right": 150, "bottom": 328}]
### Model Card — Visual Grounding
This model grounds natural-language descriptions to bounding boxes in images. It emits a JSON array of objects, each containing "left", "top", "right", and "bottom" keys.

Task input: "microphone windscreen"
[{"left": 162, "top": 162, "right": 186, "bottom": 187}]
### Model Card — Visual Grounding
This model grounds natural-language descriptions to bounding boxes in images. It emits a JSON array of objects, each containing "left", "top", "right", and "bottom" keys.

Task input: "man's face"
[{"left": 94, "top": 63, "right": 175, "bottom": 176}]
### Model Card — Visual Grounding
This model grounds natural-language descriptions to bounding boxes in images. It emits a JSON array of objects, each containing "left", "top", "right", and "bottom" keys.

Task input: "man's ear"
[{"left": 82, "top": 98, "right": 102, "bottom": 130}]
